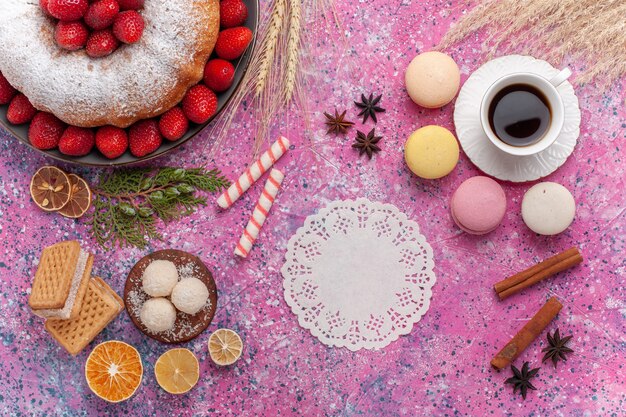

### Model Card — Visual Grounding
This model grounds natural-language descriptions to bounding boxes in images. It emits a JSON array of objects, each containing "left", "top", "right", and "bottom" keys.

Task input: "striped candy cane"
[
  {"left": 234, "top": 169, "right": 285, "bottom": 258},
  {"left": 217, "top": 136, "right": 290, "bottom": 209}
]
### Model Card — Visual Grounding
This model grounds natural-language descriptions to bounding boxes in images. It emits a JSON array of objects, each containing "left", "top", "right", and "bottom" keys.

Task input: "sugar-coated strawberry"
[
  {"left": 28, "top": 112, "right": 66, "bottom": 150},
  {"left": 86, "top": 29, "right": 119, "bottom": 58},
  {"left": 182, "top": 85, "right": 218, "bottom": 124},
  {"left": 215, "top": 27, "right": 253, "bottom": 61},
  {"left": 158, "top": 107, "right": 189, "bottom": 141},
  {"left": 7, "top": 94, "right": 37, "bottom": 125},
  {"left": 48, "top": 0, "right": 89, "bottom": 22},
  {"left": 220, "top": 0, "right": 248, "bottom": 28},
  {"left": 59, "top": 126, "right": 96, "bottom": 156},
  {"left": 203, "top": 59, "right": 235, "bottom": 92},
  {"left": 55, "top": 21, "right": 89, "bottom": 51},
  {"left": 39, "top": 0, "right": 53, "bottom": 16},
  {"left": 129, "top": 119, "right": 162, "bottom": 157},
  {"left": 84, "top": 0, "right": 120, "bottom": 30},
  {"left": 95, "top": 125, "right": 128, "bottom": 159},
  {"left": 0, "top": 73, "right": 17, "bottom": 105},
  {"left": 117, "top": 0, "right": 144, "bottom": 10},
  {"left": 113, "top": 10, "right": 144, "bottom": 44}
]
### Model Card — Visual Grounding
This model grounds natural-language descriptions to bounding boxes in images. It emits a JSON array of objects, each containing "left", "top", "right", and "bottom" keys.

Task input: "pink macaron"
[{"left": 451, "top": 176, "right": 507, "bottom": 235}]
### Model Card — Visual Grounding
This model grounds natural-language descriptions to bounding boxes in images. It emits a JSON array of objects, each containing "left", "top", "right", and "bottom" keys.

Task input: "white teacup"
[{"left": 480, "top": 68, "right": 572, "bottom": 156}]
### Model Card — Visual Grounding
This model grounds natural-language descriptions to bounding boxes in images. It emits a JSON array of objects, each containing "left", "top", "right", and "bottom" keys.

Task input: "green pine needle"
[{"left": 88, "top": 167, "right": 229, "bottom": 250}]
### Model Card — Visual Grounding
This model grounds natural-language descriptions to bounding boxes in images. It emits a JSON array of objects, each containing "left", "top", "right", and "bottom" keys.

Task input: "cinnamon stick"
[
  {"left": 490, "top": 296, "right": 562, "bottom": 370},
  {"left": 494, "top": 247, "right": 582, "bottom": 300},
  {"left": 498, "top": 255, "right": 582, "bottom": 300}
]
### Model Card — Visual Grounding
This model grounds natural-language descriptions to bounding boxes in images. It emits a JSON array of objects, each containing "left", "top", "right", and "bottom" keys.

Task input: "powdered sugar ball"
[
  {"left": 140, "top": 298, "right": 176, "bottom": 333},
  {"left": 170, "top": 278, "right": 209, "bottom": 315},
  {"left": 142, "top": 260, "right": 179, "bottom": 297}
]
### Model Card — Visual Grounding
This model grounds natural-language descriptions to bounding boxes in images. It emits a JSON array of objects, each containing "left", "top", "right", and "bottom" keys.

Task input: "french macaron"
[
  {"left": 451, "top": 176, "right": 507, "bottom": 235},
  {"left": 405, "top": 125, "right": 459, "bottom": 179},
  {"left": 405, "top": 51, "right": 460, "bottom": 108},
  {"left": 521, "top": 182, "right": 575, "bottom": 235}
]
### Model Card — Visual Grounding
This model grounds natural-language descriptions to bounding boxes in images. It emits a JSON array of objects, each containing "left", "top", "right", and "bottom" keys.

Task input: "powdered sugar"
[{"left": 0, "top": 0, "right": 219, "bottom": 127}]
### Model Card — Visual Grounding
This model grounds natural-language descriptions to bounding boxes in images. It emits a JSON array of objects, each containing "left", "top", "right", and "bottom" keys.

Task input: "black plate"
[{"left": 0, "top": 0, "right": 259, "bottom": 167}]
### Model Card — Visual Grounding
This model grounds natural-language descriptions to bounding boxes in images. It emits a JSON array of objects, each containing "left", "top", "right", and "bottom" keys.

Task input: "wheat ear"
[
  {"left": 255, "top": 0, "right": 286, "bottom": 98},
  {"left": 438, "top": 0, "right": 626, "bottom": 87},
  {"left": 283, "top": 0, "right": 302, "bottom": 104}
]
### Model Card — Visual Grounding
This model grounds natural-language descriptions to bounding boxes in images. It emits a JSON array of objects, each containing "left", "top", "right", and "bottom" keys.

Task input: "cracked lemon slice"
[
  {"left": 208, "top": 328, "right": 243, "bottom": 366},
  {"left": 30, "top": 166, "right": 71, "bottom": 211},
  {"left": 59, "top": 174, "right": 92, "bottom": 219},
  {"left": 154, "top": 348, "right": 199, "bottom": 394}
]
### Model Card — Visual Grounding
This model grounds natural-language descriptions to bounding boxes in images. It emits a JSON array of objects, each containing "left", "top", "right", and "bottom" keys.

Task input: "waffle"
[
  {"left": 45, "top": 277, "right": 123, "bottom": 356},
  {"left": 29, "top": 241, "right": 93, "bottom": 320},
  {"left": 30, "top": 241, "right": 81, "bottom": 309}
]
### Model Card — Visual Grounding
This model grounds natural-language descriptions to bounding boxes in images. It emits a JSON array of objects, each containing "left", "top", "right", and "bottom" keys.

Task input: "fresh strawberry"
[
  {"left": 117, "top": 0, "right": 144, "bottom": 10},
  {"left": 39, "top": 0, "right": 53, "bottom": 16},
  {"left": 0, "top": 73, "right": 17, "bottom": 105},
  {"left": 95, "top": 125, "right": 128, "bottom": 159},
  {"left": 113, "top": 10, "right": 144, "bottom": 44},
  {"left": 84, "top": 0, "right": 120, "bottom": 30},
  {"left": 55, "top": 21, "right": 89, "bottom": 51},
  {"left": 48, "top": 0, "right": 89, "bottom": 21},
  {"left": 182, "top": 85, "right": 218, "bottom": 124},
  {"left": 203, "top": 59, "right": 235, "bottom": 92},
  {"left": 220, "top": 0, "right": 248, "bottom": 28},
  {"left": 7, "top": 94, "right": 37, "bottom": 125},
  {"left": 129, "top": 119, "right": 162, "bottom": 157},
  {"left": 86, "top": 29, "right": 119, "bottom": 58},
  {"left": 158, "top": 107, "right": 189, "bottom": 141},
  {"left": 59, "top": 126, "right": 95, "bottom": 156},
  {"left": 215, "top": 27, "right": 253, "bottom": 60},
  {"left": 28, "top": 112, "right": 66, "bottom": 150}
]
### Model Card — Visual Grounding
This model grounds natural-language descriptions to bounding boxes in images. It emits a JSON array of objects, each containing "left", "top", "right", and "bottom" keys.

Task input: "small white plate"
[{"left": 454, "top": 55, "right": 581, "bottom": 182}]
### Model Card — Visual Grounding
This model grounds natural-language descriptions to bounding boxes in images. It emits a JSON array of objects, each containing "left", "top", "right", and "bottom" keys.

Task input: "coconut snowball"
[
  {"left": 140, "top": 297, "right": 177, "bottom": 333},
  {"left": 142, "top": 260, "right": 179, "bottom": 297},
  {"left": 170, "top": 278, "right": 209, "bottom": 315}
]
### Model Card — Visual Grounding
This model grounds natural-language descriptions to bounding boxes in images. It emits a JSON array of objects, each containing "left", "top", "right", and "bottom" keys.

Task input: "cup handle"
[{"left": 548, "top": 68, "right": 572, "bottom": 88}]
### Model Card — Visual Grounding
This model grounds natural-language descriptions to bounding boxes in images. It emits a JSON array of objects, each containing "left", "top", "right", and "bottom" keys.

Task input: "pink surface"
[{"left": 0, "top": 0, "right": 625, "bottom": 415}]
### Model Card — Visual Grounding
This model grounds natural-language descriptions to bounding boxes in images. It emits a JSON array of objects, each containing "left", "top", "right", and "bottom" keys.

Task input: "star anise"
[
  {"left": 354, "top": 93, "right": 385, "bottom": 123},
  {"left": 324, "top": 109, "right": 354, "bottom": 134},
  {"left": 542, "top": 328, "right": 574, "bottom": 367},
  {"left": 352, "top": 128, "right": 382, "bottom": 159},
  {"left": 505, "top": 362, "right": 539, "bottom": 400}
]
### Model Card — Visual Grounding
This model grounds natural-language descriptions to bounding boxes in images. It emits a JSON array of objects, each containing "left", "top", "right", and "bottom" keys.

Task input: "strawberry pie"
[
  {"left": 0, "top": 0, "right": 219, "bottom": 128},
  {"left": 0, "top": 0, "right": 253, "bottom": 159}
]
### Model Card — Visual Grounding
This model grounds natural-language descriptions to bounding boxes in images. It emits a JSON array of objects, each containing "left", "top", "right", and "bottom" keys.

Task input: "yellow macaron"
[{"left": 404, "top": 125, "right": 459, "bottom": 179}]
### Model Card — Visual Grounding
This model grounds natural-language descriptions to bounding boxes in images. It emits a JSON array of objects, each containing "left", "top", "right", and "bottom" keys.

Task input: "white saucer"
[{"left": 454, "top": 55, "right": 581, "bottom": 182}]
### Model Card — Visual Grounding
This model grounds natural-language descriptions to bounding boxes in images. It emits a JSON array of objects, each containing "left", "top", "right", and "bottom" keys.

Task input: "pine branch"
[{"left": 88, "top": 167, "right": 229, "bottom": 250}]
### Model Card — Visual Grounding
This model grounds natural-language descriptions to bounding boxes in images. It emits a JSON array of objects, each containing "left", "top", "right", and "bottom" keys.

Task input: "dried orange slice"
[
  {"left": 154, "top": 348, "right": 199, "bottom": 394},
  {"left": 59, "top": 174, "right": 92, "bottom": 218},
  {"left": 85, "top": 340, "right": 143, "bottom": 403},
  {"left": 29, "top": 166, "right": 71, "bottom": 211},
  {"left": 208, "top": 328, "right": 243, "bottom": 366}
]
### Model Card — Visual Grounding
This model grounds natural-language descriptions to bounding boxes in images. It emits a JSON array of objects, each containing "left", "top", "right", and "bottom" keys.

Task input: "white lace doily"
[{"left": 281, "top": 199, "right": 436, "bottom": 351}]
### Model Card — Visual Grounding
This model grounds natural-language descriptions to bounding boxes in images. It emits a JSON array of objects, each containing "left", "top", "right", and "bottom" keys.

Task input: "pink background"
[{"left": 1, "top": 0, "right": 625, "bottom": 415}]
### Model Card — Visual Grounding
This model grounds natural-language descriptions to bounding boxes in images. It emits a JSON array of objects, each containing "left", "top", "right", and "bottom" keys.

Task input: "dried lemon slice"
[
  {"left": 154, "top": 348, "right": 199, "bottom": 394},
  {"left": 208, "top": 328, "right": 243, "bottom": 366},
  {"left": 29, "top": 166, "right": 71, "bottom": 211},
  {"left": 59, "top": 174, "right": 92, "bottom": 218},
  {"left": 85, "top": 340, "right": 143, "bottom": 403}
]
